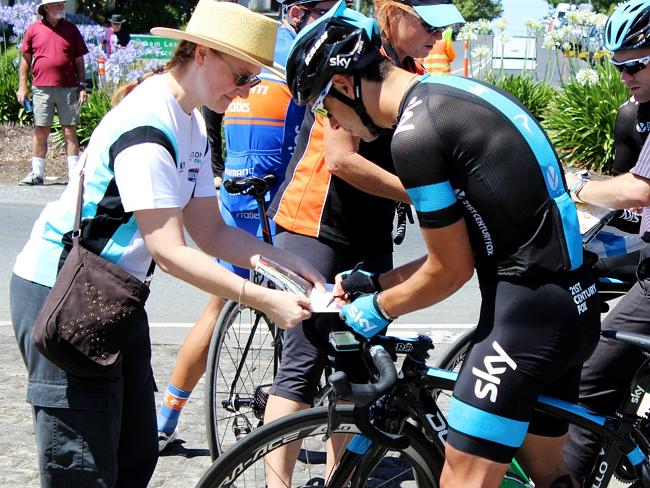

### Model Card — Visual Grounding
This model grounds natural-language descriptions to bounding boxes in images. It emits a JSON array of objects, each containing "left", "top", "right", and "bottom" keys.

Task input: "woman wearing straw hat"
[{"left": 10, "top": 1, "right": 324, "bottom": 485}]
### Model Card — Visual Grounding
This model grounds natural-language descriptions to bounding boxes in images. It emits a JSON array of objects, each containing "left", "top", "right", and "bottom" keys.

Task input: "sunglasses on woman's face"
[
  {"left": 611, "top": 55, "right": 650, "bottom": 75},
  {"left": 419, "top": 20, "right": 445, "bottom": 36},
  {"left": 219, "top": 54, "right": 261, "bottom": 87}
]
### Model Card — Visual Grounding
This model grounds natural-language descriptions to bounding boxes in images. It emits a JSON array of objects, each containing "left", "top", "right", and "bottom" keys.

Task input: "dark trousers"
[
  {"left": 564, "top": 254, "right": 650, "bottom": 482},
  {"left": 269, "top": 231, "right": 393, "bottom": 404},
  {"left": 10, "top": 274, "right": 158, "bottom": 487}
]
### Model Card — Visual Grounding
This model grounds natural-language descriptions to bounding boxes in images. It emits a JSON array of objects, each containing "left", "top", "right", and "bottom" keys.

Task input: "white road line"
[
  {"left": 1, "top": 320, "right": 473, "bottom": 330},
  {"left": 146, "top": 322, "right": 474, "bottom": 329}
]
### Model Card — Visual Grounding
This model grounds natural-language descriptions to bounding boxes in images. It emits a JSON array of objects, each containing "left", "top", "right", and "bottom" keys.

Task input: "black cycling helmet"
[
  {"left": 286, "top": 0, "right": 383, "bottom": 106},
  {"left": 605, "top": 0, "right": 650, "bottom": 51}
]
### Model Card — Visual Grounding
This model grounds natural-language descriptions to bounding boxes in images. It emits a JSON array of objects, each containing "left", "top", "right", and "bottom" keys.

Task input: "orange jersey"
[{"left": 268, "top": 110, "right": 396, "bottom": 250}]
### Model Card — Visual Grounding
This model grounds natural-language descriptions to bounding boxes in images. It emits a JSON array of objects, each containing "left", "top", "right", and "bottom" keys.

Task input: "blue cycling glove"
[{"left": 340, "top": 293, "right": 392, "bottom": 339}]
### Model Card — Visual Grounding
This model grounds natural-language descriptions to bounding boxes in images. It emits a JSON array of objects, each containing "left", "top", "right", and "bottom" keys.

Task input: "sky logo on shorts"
[
  {"left": 188, "top": 167, "right": 199, "bottom": 182},
  {"left": 472, "top": 341, "right": 517, "bottom": 403}
]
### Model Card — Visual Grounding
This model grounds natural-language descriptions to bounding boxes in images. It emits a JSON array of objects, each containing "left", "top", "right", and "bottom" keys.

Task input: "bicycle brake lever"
[{"left": 353, "top": 404, "right": 409, "bottom": 450}]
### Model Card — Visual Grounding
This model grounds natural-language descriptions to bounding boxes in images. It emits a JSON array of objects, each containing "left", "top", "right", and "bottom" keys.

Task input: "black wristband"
[{"left": 341, "top": 270, "right": 382, "bottom": 298}]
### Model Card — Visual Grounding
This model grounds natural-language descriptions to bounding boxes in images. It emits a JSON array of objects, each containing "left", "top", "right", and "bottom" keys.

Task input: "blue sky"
[{"left": 500, "top": 0, "right": 551, "bottom": 36}]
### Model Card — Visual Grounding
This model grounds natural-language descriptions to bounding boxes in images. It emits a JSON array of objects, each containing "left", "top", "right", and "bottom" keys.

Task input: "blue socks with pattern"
[{"left": 157, "top": 384, "right": 192, "bottom": 435}]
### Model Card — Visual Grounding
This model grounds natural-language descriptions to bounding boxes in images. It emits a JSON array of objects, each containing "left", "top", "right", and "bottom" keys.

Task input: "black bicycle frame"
[{"left": 329, "top": 334, "right": 650, "bottom": 488}]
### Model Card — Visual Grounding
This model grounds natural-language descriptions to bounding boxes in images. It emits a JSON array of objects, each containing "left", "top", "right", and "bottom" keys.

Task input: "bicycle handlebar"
[
  {"left": 393, "top": 202, "right": 414, "bottom": 245},
  {"left": 328, "top": 345, "right": 409, "bottom": 449},
  {"left": 328, "top": 345, "right": 397, "bottom": 406}
]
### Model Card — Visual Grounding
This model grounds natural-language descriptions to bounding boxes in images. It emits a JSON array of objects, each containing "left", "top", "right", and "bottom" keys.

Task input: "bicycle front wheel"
[
  {"left": 435, "top": 327, "right": 474, "bottom": 371},
  {"left": 204, "top": 299, "right": 282, "bottom": 460},
  {"left": 197, "top": 405, "right": 443, "bottom": 487}
]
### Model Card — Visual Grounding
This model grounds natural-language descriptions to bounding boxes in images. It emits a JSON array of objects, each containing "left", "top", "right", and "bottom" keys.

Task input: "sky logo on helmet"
[
  {"left": 305, "top": 31, "right": 329, "bottom": 66},
  {"left": 329, "top": 55, "right": 351, "bottom": 68}
]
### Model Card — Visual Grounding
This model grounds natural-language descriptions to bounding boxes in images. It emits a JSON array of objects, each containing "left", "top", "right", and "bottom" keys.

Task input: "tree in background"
[
  {"left": 454, "top": 0, "right": 503, "bottom": 22},
  {"left": 74, "top": 0, "right": 192, "bottom": 32}
]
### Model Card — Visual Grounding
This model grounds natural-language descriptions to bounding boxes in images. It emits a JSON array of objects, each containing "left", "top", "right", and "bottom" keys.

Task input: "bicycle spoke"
[{"left": 207, "top": 303, "right": 281, "bottom": 457}]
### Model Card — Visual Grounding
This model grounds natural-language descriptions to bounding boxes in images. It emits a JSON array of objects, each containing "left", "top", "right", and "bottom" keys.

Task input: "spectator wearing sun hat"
[
  {"left": 16, "top": 0, "right": 89, "bottom": 186},
  {"left": 101, "top": 13, "right": 131, "bottom": 56}
]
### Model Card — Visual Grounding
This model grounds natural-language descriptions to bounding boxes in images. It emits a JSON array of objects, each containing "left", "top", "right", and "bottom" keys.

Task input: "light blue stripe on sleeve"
[
  {"left": 407, "top": 181, "right": 457, "bottom": 213},
  {"left": 448, "top": 397, "right": 528, "bottom": 448}
]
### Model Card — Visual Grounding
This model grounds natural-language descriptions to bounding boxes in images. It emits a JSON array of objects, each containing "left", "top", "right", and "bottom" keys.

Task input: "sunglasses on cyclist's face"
[
  {"left": 611, "top": 55, "right": 650, "bottom": 76},
  {"left": 218, "top": 53, "right": 261, "bottom": 88},
  {"left": 312, "top": 80, "right": 333, "bottom": 118},
  {"left": 298, "top": 5, "right": 329, "bottom": 17}
]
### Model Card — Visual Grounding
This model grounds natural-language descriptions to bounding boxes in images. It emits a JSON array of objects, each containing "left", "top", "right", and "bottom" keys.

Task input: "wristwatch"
[
  {"left": 78, "top": 82, "right": 86, "bottom": 91},
  {"left": 569, "top": 177, "right": 588, "bottom": 203}
]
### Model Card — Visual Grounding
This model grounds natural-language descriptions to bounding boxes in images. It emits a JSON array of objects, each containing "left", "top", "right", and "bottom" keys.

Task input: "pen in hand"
[{"left": 325, "top": 261, "right": 365, "bottom": 308}]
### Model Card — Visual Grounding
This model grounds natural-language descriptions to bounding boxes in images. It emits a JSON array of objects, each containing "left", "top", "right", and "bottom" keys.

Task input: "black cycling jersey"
[
  {"left": 612, "top": 97, "right": 650, "bottom": 176},
  {"left": 392, "top": 75, "right": 583, "bottom": 279}
]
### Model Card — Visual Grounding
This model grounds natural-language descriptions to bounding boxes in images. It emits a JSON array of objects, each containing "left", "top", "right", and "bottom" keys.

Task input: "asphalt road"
[
  {"left": 0, "top": 184, "right": 475, "bottom": 486},
  {"left": 0, "top": 184, "right": 624, "bottom": 487}
]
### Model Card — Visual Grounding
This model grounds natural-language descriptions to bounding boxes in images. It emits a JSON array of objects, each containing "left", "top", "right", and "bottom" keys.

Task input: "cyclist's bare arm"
[
  {"left": 17, "top": 52, "right": 32, "bottom": 102},
  {"left": 323, "top": 119, "right": 410, "bottom": 203},
  {"left": 566, "top": 171, "right": 650, "bottom": 209},
  {"left": 379, "top": 219, "right": 474, "bottom": 318}
]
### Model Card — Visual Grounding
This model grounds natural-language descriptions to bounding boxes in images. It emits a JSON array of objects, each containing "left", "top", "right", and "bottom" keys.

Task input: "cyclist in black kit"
[
  {"left": 590, "top": 95, "right": 647, "bottom": 281},
  {"left": 564, "top": 0, "right": 650, "bottom": 482},
  {"left": 614, "top": 96, "right": 650, "bottom": 176},
  {"left": 285, "top": 2, "right": 600, "bottom": 487}
]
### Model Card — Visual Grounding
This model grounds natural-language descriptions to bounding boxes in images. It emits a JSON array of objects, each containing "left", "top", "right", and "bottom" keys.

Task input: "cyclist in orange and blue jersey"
[{"left": 155, "top": 0, "right": 340, "bottom": 452}]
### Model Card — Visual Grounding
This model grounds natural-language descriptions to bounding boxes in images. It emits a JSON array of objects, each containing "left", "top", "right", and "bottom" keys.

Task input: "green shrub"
[
  {"left": 52, "top": 88, "right": 112, "bottom": 147},
  {"left": 486, "top": 73, "right": 557, "bottom": 122},
  {"left": 0, "top": 48, "right": 32, "bottom": 126},
  {"left": 542, "top": 62, "right": 630, "bottom": 172}
]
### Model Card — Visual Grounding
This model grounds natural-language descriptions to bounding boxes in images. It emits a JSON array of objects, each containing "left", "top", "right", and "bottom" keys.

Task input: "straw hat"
[
  {"left": 151, "top": 0, "right": 284, "bottom": 78},
  {"left": 36, "top": 0, "right": 66, "bottom": 16}
]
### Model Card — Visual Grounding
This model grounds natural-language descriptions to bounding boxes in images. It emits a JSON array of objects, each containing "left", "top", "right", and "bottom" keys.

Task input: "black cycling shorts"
[
  {"left": 269, "top": 230, "right": 392, "bottom": 405},
  {"left": 446, "top": 265, "right": 601, "bottom": 463}
]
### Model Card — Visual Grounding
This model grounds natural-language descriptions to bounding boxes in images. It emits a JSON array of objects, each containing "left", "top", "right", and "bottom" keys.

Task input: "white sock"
[
  {"left": 31, "top": 157, "right": 46, "bottom": 176},
  {"left": 67, "top": 155, "right": 80, "bottom": 179}
]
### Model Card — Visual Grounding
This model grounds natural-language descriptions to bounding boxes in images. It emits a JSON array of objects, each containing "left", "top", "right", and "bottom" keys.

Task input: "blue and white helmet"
[{"left": 605, "top": 0, "right": 650, "bottom": 51}]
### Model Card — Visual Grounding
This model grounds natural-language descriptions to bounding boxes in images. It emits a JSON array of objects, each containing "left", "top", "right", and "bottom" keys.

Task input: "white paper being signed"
[{"left": 309, "top": 283, "right": 342, "bottom": 313}]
